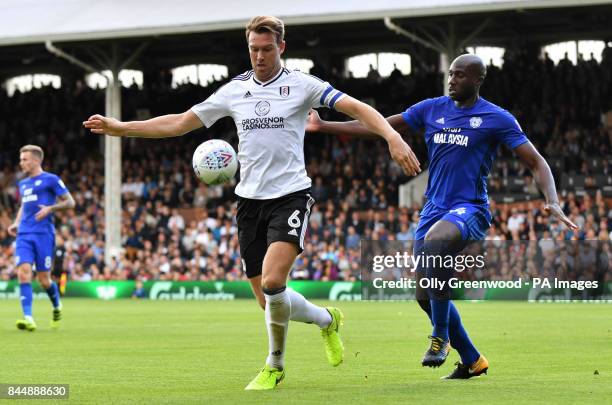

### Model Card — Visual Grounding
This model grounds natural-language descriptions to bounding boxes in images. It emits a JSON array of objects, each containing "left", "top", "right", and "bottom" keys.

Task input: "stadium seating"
[{"left": 1, "top": 47, "right": 611, "bottom": 281}]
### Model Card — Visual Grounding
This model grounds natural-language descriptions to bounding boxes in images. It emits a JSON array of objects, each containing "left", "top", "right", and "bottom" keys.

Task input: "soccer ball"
[{"left": 192, "top": 139, "right": 238, "bottom": 185}]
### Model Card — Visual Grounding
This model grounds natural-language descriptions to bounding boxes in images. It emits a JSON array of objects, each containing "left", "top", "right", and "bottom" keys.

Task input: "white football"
[{"left": 192, "top": 140, "right": 238, "bottom": 185}]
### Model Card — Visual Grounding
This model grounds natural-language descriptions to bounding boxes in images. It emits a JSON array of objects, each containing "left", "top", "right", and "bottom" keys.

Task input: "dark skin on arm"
[{"left": 307, "top": 53, "right": 578, "bottom": 233}]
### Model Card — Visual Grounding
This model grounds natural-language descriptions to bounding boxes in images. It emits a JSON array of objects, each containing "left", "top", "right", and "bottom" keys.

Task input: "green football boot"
[
  {"left": 50, "top": 305, "right": 62, "bottom": 329},
  {"left": 321, "top": 307, "right": 345, "bottom": 367},
  {"left": 245, "top": 365, "right": 285, "bottom": 390},
  {"left": 16, "top": 318, "right": 37, "bottom": 332}
]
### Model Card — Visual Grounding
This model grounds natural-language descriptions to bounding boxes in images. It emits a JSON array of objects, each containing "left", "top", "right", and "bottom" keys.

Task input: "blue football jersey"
[
  {"left": 17, "top": 172, "right": 69, "bottom": 235},
  {"left": 402, "top": 96, "right": 528, "bottom": 209}
]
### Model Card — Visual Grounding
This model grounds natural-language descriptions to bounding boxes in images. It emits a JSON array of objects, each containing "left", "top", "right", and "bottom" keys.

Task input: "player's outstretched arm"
[
  {"left": 306, "top": 109, "right": 410, "bottom": 139},
  {"left": 327, "top": 96, "right": 421, "bottom": 176},
  {"left": 7, "top": 204, "right": 23, "bottom": 237},
  {"left": 514, "top": 142, "right": 578, "bottom": 230},
  {"left": 83, "top": 110, "right": 203, "bottom": 138}
]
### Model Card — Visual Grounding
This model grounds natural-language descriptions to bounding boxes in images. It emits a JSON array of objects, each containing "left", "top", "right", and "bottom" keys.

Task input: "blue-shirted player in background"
[
  {"left": 307, "top": 54, "right": 578, "bottom": 379},
  {"left": 8, "top": 145, "right": 75, "bottom": 331}
]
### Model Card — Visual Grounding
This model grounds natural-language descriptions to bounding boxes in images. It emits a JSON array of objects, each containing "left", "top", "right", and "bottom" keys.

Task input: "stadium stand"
[{"left": 1, "top": 45, "right": 611, "bottom": 281}]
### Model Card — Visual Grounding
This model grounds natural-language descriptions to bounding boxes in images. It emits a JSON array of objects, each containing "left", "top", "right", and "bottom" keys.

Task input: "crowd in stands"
[{"left": 1, "top": 45, "right": 612, "bottom": 282}]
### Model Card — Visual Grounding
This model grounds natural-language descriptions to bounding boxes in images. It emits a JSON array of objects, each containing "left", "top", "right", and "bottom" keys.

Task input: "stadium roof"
[
  {"left": 2, "top": 0, "right": 612, "bottom": 80},
  {"left": 2, "top": 0, "right": 612, "bottom": 46}
]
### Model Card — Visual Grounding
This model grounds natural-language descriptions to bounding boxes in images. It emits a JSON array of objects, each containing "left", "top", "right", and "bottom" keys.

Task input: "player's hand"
[
  {"left": 35, "top": 205, "right": 53, "bottom": 221},
  {"left": 387, "top": 135, "right": 421, "bottom": 176},
  {"left": 544, "top": 202, "right": 578, "bottom": 230},
  {"left": 306, "top": 109, "right": 322, "bottom": 133},
  {"left": 7, "top": 223, "right": 17, "bottom": 237},
  {"left": 83, "top": 114, "right": 126, "bottom": 136}
]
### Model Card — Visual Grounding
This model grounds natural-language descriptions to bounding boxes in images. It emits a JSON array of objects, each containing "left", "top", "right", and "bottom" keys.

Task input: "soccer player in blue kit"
[
  {"left": 307, "top": 54, "right": 578, "bottom": 379},
  {"left": 8, "top": 145, "right": 75, "bottom": 331}
]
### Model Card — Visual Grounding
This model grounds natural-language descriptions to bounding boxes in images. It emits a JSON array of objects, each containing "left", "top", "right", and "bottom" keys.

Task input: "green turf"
[{"left": 1, "top": 299, "right": 611, "bottom": 404}]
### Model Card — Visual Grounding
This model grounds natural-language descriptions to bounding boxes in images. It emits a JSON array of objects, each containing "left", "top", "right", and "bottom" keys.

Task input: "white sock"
[
  {"left": 264, "top": 288, "right": 291, "bottom": 370},
  {"left": 287, "top": 288, "right": 332, "bottom": 329}
]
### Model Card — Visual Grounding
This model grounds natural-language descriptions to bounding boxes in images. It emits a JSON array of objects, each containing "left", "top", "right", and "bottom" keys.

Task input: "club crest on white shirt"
[{"left": 280, "top": 86, "right": 290, "bottom": 98}]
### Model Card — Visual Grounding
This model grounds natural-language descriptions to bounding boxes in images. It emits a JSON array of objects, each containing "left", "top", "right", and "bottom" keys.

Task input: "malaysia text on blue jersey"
[{"left": 402, "top": 96, "right": 528, "bottom": 209}]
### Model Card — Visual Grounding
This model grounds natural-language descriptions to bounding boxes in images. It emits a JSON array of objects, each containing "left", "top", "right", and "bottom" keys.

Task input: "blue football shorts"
[
  {"left": 15, "top": 233, "right": 55, "bottom": 272},
  {"left": 414, "top": 199, "right": 491, "bottom": 241}
]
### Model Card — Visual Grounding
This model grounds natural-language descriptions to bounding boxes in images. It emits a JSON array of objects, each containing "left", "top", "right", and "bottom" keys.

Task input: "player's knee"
[
  {"left": 261, "top": 266, "right": 290, "bottom": 291},
  {"left": 425, "top": 220, "right": 461, "bottom": 242},
  {"left": 17, "top": 264, "right": 32, "bottom": 281},
  {"left": 261, "top": 280, "right": 286, "bottom": 292},
  {"left": 424, "top": 229, "right": 452, "bottom": 243},
  {"left": 261, "top": 274, "right": 286, "bottom": 292},
  {"left": 424, "top": 231, "right": 439, "bottom": 241}
]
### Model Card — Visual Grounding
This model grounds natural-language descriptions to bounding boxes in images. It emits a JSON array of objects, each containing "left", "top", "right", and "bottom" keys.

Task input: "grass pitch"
[{"left": 1, "top": 299, "right": 611, "bottom": 404}]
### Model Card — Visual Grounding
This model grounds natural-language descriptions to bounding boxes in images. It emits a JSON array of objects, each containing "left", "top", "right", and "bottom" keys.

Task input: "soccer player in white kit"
[{"left": 84, "top": 16, "right": 421, "bottom": 390}]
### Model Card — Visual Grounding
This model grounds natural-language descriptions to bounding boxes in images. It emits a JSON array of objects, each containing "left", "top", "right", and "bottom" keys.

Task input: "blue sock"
[
  {"left": 19, "top": 283, "right": 33, "bottom": 317},
  {"left": 422, "top": 240, "right": 452, "bottom": 341},
  {"left": 430, "top": 299, "right": 450, "bottom": 340},
  {"left": 449, "top": 302, "right": 480, "bottom": 365},
  {"left": 45, "top": 282, "right": 61, "bottom": 309}
]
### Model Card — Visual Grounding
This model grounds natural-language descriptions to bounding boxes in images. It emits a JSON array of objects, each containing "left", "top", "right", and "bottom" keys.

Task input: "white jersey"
[{"left": 191, "top": 68, "right": 345, "bottom": 199}]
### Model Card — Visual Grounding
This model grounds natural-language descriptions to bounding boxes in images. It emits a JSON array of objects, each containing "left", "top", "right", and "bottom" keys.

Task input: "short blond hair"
[
  {"left": 245, "top": 16, "right": 285, "bottom": 44},
  {"left": 20, "top": 144, "right": 44, "bottom": 162}
]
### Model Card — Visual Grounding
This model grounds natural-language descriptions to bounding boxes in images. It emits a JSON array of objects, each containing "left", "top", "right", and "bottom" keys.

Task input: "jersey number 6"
[{"left": 288, "top": 210, "right": 301, "bottom": 228}]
